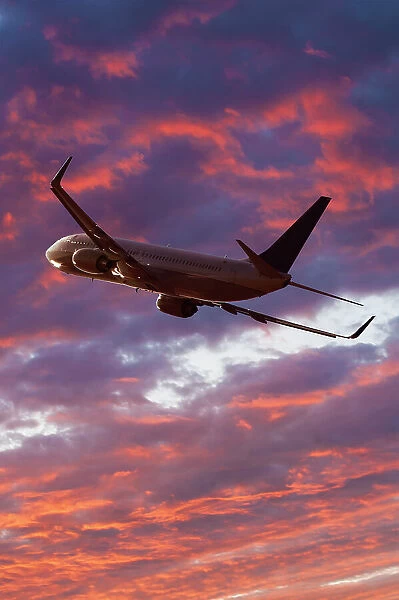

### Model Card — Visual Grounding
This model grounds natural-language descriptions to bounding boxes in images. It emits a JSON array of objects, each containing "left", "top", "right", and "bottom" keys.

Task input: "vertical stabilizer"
[{"left": 260, "top": 196, "right": 331, "bottom": 273}]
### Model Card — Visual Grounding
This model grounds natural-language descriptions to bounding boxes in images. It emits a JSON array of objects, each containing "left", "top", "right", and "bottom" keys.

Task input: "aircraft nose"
[
  {"left": 46, "top": 241, "right": 56, "bottom": 262},
  {"left": 46, "top": 241, "right": 63, "bottom": 267}
]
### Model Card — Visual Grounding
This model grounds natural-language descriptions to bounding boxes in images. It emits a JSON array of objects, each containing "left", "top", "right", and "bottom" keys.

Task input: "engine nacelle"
[
  {"left": 156, "top": 294, "right": 198, "bottom": 318},
  {"left": 72, "top": 248, "right": 115, "bottom": 275}
]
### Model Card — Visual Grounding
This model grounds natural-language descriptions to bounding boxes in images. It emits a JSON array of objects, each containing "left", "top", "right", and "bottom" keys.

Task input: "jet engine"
[
  {"left": 72, "top": 248, "right": 115, "bottom": 275},
  {"left": 156, "top": 294, "right": 198, "bottom": 318}
]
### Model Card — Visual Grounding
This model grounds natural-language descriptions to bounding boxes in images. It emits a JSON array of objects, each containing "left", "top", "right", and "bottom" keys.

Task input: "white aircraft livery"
[{"left": 46, "top": 157, "right": 375, "bottom": 340}]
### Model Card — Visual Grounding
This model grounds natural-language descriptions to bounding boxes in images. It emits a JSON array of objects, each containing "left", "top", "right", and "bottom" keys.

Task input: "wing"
[
  {"left": 200, "top": 300, "right": 375, "bottom": 339},
  {"left": 50, "top": 157, "right": 156, "bottom": 283}
]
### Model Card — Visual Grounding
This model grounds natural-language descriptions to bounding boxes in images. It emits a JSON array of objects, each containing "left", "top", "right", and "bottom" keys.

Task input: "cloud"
[
  {"left": 0, "top": 0, "right": 398, "bottom": 598},
  {"left": 44, "top": 25, "right": 140, "bottom": 79},
  {"left": 156, "top": 0, "right": 237, "bottom": 35},
  {"left": 304, "top": 41, "right": 332, "bottom": 59},
  {"left": 0, "top": 212, "right": 17, "bottom": 241}
]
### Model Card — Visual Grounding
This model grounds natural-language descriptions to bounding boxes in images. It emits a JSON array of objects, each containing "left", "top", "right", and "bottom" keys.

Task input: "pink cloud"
[
  {"left": 6, "top": 86, "right": 37, "bottom": 123},
  {"left": 129, "top": 112, "right": 293, "bottom": 184},
  {"left": 0, "top": 352, "right": 398, "bottom": 599},
  {"left": 0, "top": 4, "right": 398, "bottom": 598},
  {"left": 0, "top": 212, "right": 17, "bottom": 241},
  {"left": 0, "top": 327, "right": 76, "bottom": 349},
  {"left": 44, "top": 26, "right": 139, "bottom": 79},
  {"left": 264, "top": 81, "right": 370, "bottom": 139},
  {"left": 314, "top": 140, "right": 398, "bottom": 203},
  {"left": 66, "top": 152, "right": 148, "bottom": 194},
  {"left": 157, "top": 0, "right": 237, "bottom": 34},
  {"left": 304, "top": 41, "right": 332, "bottom": 59},
  {"left": 1, "top": 88, "right": 145, "bottom": 199}
]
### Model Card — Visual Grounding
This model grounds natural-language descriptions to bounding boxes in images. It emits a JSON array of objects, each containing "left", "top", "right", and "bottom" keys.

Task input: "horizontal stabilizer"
[
  {"left": 236, "top": 239, "right": 286, "bottom": 279},
  {"left": 289, "top": 281, "right": 363, "bottom": 306},
  {"left": 260, "top": 196, "right": 331, "bottom": 273}
]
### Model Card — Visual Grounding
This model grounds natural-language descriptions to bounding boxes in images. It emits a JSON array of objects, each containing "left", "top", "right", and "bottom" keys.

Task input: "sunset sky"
[{"left": 0, "top": 1, "right": 398, "bottom": 598}]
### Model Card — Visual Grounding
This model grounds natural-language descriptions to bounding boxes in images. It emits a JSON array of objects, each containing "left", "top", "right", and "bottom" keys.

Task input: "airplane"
[{"left": 46, "top": 157, "right": 374, "bottom": 340}]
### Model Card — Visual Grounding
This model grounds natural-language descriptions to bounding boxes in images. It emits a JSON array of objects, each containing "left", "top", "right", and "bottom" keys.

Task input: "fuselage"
[{"left": 46, "top": 233, "right": 290, "bottom": 302}]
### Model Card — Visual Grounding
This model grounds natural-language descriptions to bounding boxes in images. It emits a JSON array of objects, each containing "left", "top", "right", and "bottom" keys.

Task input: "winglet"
[
  {"left": 236, "top": 239, "right": 286, "bottom": 280},
  {"left": 51, "top": 156, "right": 73, "bottom": 188},
  {"left": 349, "top": 316, "right": 375, "bottom": 339}
]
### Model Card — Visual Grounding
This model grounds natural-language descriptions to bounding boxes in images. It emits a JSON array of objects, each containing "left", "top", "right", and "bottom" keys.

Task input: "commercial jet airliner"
[{"left": 46, "top": 157, "right": 374, "bottom": 339}]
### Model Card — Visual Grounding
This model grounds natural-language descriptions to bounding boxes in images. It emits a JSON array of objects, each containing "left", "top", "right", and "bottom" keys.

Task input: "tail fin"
[{"left": 260, "top": 196, "right": 331, "bottom": 273}]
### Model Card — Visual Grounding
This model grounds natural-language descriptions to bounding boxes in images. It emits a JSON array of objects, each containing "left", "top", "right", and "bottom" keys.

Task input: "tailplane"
[{"left": 260, "top": 196, "right": 331, "bottom": 273}]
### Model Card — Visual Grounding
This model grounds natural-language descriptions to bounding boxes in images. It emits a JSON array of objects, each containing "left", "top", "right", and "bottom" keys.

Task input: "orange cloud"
[
  {"left": 314, "top": 140, "right": 398, "bottom": 204},
  {"left": 264, "top": 96, "right": 298, "bottom": 127},
  {"left": 130, "top": 114, "right": 235, "bottom": 151},
  {"left": 231, "top": 355, "right": 399, "bottom": 419},
  {"left": 35, "top": 268, "right": 68, "bottom": 291},
  {"left": 157, "top": 0, "right": 236, "bottom": 34},
  {"left": 1, "top": 89, "right": 129, "bottom": 200},
  {"left": 301, "top": 85, "right": 369, "bottom": 138},
  {"left": 0, "top": 424, "right": 397, "bottom": 600},
  {"left": 354, "top": 359, "right": 399, "bottom": 387},
  {"left": 44, "top": 26, "right": 139, "bottom": 79},
  {"left": 0, "top": 212, "right": 17, "bottom": 241},
  {"left": 256, "top": 82, "right": 399, "bottom": 214},
  {"left": 264, "top": 82, "right": 369, "bottom": 139},
  {"left": 116, "top": 152, "right": 146, "bottom": 176},
  {"left": 0, "top": 327, "right": 76, "bottom": 349},
  {"left": 0, "top": 90, "right": 151, "bottom": 203},
  {"left": 6, "top": 86, "right": 37, "bottom": 123},
  {"left": 17, "top": 266, "right": 72, "bottom": 308},
  {"left": 304, "top": 41, "right": 332, "bottom": 59},
  {"left": 6, "top": 105, "right": 118, "bottom": 147},
  {"left": 236, "top": 418, "right": 252, "bottom": 430},
  {"left": 129, "top": 112, "right": 293, "bottom": 184},
  {"left": 289, "top": 447, "right": 399, "bottom": 497},
  {"left": 0, "top": 150, "right": 35, "bottom": 169},
  {"left": 59, "top": 152, "right": 148, "bottom": 195},
  {"left": 231, "top": 389, "right": 328, "bottom": 409}
]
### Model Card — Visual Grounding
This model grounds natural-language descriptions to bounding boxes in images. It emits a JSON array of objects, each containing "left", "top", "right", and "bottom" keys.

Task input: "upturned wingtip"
[
  {"left": 349, "top": 315, "right": 375, "bottom": 339},
  {"left": 50, "top": 156, "right": 73, "bottom": 188}
]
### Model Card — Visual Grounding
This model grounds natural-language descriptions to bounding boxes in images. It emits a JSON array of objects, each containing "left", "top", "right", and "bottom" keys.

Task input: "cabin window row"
[
  {"left": 129, "top": 250, "right": 221, "bottom": 272},
  {"left": 68, "top": 240, "right": 221, "bottom": 272}
]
